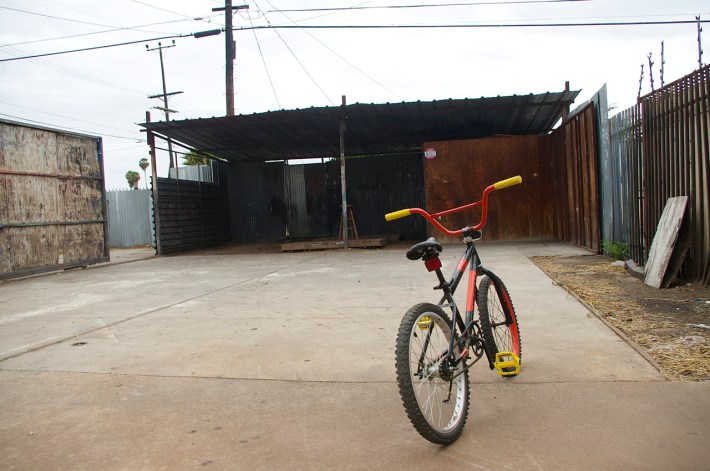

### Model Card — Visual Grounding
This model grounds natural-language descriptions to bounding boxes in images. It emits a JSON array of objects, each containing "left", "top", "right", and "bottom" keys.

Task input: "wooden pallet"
[{"left": 280, "top": 237, "right": 389, "bottom": 252}]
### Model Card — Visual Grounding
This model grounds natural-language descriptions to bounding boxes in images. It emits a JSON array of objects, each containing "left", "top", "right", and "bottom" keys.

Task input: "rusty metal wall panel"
[
  {"left": 0, "top": 119, "right": 108, "bottom": 280},
  {"left": 285, "top": 162, "right": 329, "bottom": 238},
  {"left": 422, "top": 136, "right": 552, "bottom": 244},
  {"left": 341, "top": 153, "right": 426, "bottom": 239},
  {"left": 550, "top": 104, "right": 601, "bottom": 252},
  {"left": 228, "top": 161, "right": 286, "bottom": 242},
  {"left": 155, "top": 178, "right": 222, "bottom": 253}
]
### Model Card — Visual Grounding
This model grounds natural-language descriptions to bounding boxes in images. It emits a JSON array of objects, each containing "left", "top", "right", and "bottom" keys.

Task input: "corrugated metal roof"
[{"left": 142, "top": 90, "right": 579, "bottom": 162}]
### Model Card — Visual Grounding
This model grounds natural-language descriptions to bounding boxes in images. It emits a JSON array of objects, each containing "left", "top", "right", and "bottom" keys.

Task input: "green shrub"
[{"left": 602, "top": 240, "right": 630, "bottom": 260}]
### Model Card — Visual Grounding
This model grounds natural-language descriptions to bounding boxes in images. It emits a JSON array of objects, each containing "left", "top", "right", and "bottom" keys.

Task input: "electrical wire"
[
  {"left": 0, "top": 101, "right": 140, "bottom": 133},
  {"left": 236, "top": 18, "right": 710, "bottom": 31},
  {"left": 0, "top": 33, "right": 186, "bottom": 62},
  {"left": 252, "top": 0, "right": 334, "bottom": 105},
  {"left": 247, "top": 7, "right": 282, "bottom": 109},
  {"left": 0, "top": 113, "right": 140, "bottom": 140},
  {"left": 0, "top": 5, "right": 125, "bottom": 28},
  {"left": 270, "top": 0, "right": 589, "bottom": 13},
  {"left": 0, "top": 18, "right": 209, "bottom": 47},
  {"left": 263, "top": 0, "right": 403, "bottom": 101},
  {"left": 2, "top": 44, "right": 148, "bottom": 94},
  {"left": 129, "top": 0, "right": 218, "bottom": 26}
]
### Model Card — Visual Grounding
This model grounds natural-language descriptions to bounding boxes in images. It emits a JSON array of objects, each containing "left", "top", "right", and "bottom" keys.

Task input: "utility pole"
[
  {"left": 698, "top": 15, "right": 704, "bottom": 69},
  {"left": 146, "top": 41, "right": 183, "bottom": 169},
  {"left": 213, "top": 2, "right": 249, "bottom": 116},
  {"left": 660, "top": 41, "right": 665, "bottom": 88}
]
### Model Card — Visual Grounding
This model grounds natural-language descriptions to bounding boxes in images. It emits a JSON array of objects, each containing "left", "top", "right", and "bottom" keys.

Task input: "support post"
[
  {"left": 339, "top": 95, "right": 348, "bottom": 249},
  {"left": 146, "top": 111, "right": 162, "bottom": 255}
]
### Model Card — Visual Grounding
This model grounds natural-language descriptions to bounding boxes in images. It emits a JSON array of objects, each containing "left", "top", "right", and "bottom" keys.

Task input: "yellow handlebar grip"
[
  {"left": 493, "top": 175, "right": 523, "bottom": 190},
  {"left": 385, "top": 209, "right": 411, "bottom": 221}
]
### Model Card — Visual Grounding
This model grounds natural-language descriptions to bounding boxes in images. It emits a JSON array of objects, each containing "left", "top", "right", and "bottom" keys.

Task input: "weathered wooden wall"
[
  {"left": 421, "top": 135, "right": 554, "bottom": 243},
  {"left": 0, "top": 120, "right": 108, "bottom": 280},
  {"left": 550, "top": 103, "right": 601, "bottom": 252}
]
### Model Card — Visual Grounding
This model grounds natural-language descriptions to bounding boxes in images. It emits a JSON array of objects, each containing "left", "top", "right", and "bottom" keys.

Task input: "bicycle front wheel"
[
  {"left": 477, "top": 274, "right": 522, "bottom": 374},
  {"left": 395, "top": 303, "right": 469, "bottom": 444}
]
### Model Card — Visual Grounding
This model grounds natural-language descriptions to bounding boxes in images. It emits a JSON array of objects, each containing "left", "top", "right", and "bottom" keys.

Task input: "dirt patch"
[{"left": 531, "top": 255, "right": 710, "bottom": 381}]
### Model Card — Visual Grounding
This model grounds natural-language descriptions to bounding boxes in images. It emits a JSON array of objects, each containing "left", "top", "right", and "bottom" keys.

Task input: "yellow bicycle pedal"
[
  {"left": 494, "top": 352, "right": 520, "bottom": 376},
  {"left": 417, "top": 316, "right": 432, "bottom": 330}
]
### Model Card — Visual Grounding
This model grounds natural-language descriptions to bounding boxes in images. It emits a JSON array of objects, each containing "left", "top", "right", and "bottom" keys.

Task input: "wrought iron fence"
[{"left": 608, "top": 65, "right": 709, "bottom": 284}]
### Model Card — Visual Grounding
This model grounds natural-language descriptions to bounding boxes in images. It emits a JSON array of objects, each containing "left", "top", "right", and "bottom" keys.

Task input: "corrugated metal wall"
[
  {"left": 155, "top": 177, "right": 222, "bottom": 253},
  {"left": 106, "top": 189, "right": 153, "bottom": 248},
  {"left": 285, "top": 162, "right": 330, "bottom": 238},
  {"left": 168, "top": 164, "right": 213, "bottom": 182},
  {"left": 609, "top": 105, "right": 645, "bottom": 263},
  {"left": 550, "top": 103, "right": 601, "bottom": 252},
  {"left": 335, "top": 153, "right": 426, "bottom": 239},
  {"left": 226, "top": 154, "right": 426, "bottom": 242},
  {"left": 607, "top": 65, "right": 710, "bottom": 283},
  {"left": 228, "top": 161, "right": 287, "bottom": 242},
  {"left": 421, "top": 136, "right": 553, "bottom": 244},
  {"left": 0, "top": 120, "right": 108, "bottom": 280}
]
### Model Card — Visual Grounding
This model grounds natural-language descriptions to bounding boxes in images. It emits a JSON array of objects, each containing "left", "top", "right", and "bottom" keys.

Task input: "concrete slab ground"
[{"left": 1, "top": 241, "right": 709, "bottom": 470}]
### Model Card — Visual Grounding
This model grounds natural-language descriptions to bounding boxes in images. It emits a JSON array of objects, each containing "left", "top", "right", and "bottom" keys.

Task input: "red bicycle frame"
[{"left": 385, "top": 175, "right": 522, "bottom": 235}]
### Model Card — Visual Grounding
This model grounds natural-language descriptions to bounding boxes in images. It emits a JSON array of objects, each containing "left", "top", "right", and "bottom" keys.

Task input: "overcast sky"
[{"left": 1, "top": 0, "right": 708, "bottom": 190}]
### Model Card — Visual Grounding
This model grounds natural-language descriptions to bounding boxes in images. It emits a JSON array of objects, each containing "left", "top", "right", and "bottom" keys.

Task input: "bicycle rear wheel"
[
  {"left": 395, "top": 303, "right": 469, "bottom": 444},
  {"left": 477, "top": 275, "right": 522, "bottom": 375}
]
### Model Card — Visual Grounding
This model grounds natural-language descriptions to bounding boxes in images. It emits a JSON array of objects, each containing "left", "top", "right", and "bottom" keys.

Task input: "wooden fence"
[
  {"left": 609, "top": 65, "right": 710, "bottom": 284},
  {"left": 1, "top": 119, "right": 108, "bottom": 280},
  {"left": 551, "top": 103, "right": 601, "bottom": 253}
]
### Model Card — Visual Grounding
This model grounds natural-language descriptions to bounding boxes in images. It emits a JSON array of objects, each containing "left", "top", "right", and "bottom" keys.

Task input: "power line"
[
  {"left": 0, "top": 18, "right": 201, "bottom": 47},
  {"left": 270, "top": 0, "right": 589, "bottom": 13},
  {"left": 252, "top": 0, "right": 334, "bottom": 105},
  {"left": 0, "top": 113, "right": 139, "bottom": 140},
  {"left": 0, "top": 101, "right": 139, "bottom": 133},
  {"left": 0, "top": 5, "right": 124, "bottom": 28},
  {"left": 2, "top": 44, "right": 148, "bottom": 94},
  {"left": 236, "top": 19, "right": 710, "bottom": 31},
  {"left": 247, "top": 7, "right": 281, "bottom": 109},
  {"left": 263, "top": 0, "right": 403, "bottom": 101},
  {"left": 129, "top": 0, "right": 219, "bottom": 26},
  {"left": 4, "top": 16, "right": 707, "bottom": 64},
  {"left": 0, "top": 33, "right": 186, "bottom": 62}
]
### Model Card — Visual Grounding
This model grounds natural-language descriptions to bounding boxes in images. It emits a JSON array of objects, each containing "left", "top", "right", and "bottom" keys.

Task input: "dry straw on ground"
[{"left": 532, "top": 256, "right": 710, "bottom": 381}]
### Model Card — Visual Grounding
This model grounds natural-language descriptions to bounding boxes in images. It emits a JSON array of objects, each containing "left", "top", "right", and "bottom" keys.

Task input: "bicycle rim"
[
  {"left": 395, "top": 303, "right": 469, "bottom": 444},
  {"left": 478, "top": 275, "right": 521, "bottom": 359}
]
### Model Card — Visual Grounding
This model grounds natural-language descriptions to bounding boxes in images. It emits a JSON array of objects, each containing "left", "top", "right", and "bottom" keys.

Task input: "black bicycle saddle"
[{"left": 406, "top": 237, "right": 443, "bottom": 260}]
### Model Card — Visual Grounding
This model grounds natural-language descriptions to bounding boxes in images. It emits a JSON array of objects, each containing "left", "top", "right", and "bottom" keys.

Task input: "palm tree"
[
  {"left": 125, "top": 170, "right": 140, "bottom": 189},
  {"left": 182, "top": 150, "right": 210, "bottom": 166},
  {"left": 138, "top": 158, "right": 149, "bottom": 188}
]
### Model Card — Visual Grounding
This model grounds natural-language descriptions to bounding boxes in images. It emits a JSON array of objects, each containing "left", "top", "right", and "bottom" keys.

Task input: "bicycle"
[{"left": 385, "top": 176, "right": 523, "bottom": 444}]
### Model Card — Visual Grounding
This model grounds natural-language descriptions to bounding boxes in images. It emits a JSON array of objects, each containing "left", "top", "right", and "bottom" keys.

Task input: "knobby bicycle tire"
[
  {"left": 477, "top": 274, "right": 522, "bottom": 374},
  {"left": 395, "top": 303, "right": 470, "bottom": 444}
]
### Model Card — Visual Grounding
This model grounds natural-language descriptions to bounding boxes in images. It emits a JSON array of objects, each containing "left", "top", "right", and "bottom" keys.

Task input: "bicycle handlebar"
[{"left": 384, "top": 175, "right": 522, "bottom": 236}]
